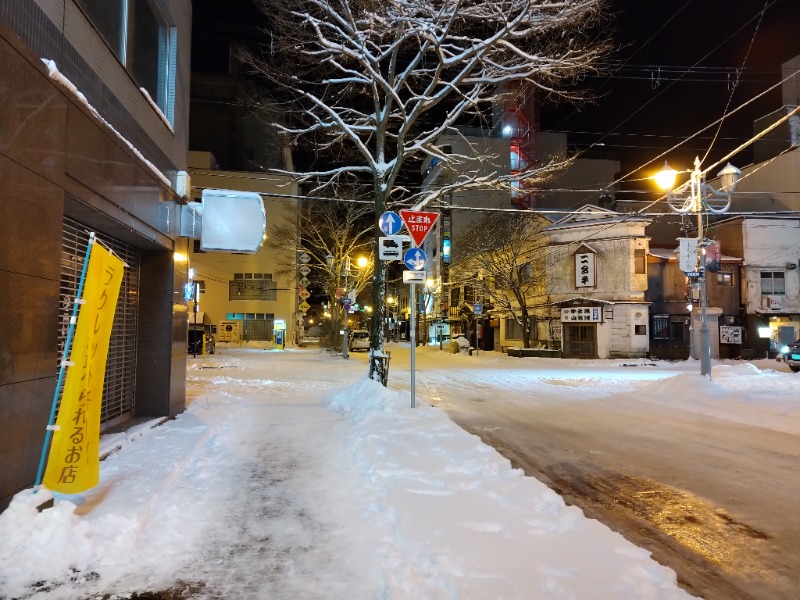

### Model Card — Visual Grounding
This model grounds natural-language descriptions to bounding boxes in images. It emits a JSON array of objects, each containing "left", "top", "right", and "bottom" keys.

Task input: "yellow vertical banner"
[{"left": 44, "top": 241, "right": 124, "bottom": 494}]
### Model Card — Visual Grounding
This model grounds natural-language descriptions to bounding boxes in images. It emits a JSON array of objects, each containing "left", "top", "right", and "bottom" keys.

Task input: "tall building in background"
[
  {"left": 420, "top": 87, "right": 619, "bottom": 339},
  {"left": 0, "top": 0, "right": 193, "bottom": 509},
  {"left": 188, "top": 5, "right": 300, "bottom": 348}
]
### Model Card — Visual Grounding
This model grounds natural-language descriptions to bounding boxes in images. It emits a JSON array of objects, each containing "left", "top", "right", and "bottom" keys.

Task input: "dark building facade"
[
  {"left": 647, "top": 247, "right": 743, "bottom": 361},
  {"left": 0, "top": 0, "right": 192, "bottom": 509}
]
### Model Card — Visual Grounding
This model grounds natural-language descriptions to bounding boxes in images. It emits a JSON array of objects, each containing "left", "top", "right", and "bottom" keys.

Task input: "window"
[
  {"left": 652, "top": 315, "right": 670, "bottom": 340},
  {"left": 760, "top": 272, "right": 785, "bottom": 295},
  {"left": 510, "top": 145, "right": 521, "bottom": 170},
  {"left": 670, "top": 320, "right": 686, "bottom": 342},
  {"left": 223, "top": 313, "right": 275, "bottom": 342},
  {"left": 505, "top": 318, "right": 523, "bottom": 340},
  {"left": 518, "top": 262, "right": 532, "bottom": 283},
  {"left": 195, "top": 280, "right": 205, "bottom": 294},
  {"left": 716, "top": 272, "right": 734, "bottom": 286},
  {"left": 463, "top": 286, "right": 476, "bottom": 305},
  {"left": 229, "top": 275, "right": 277, "bottom": 300},
  {"left": 76, "top": 0, "right": 177, "bottom": 123},
  {"left": 634, "top": 324, "right": 647, "bottom": 336},
  {"left": 450, "top": 286, "right": 461, "bottom": 307},
  {"left": 634, "top": 249, "right": 646, "bottom": 275}
]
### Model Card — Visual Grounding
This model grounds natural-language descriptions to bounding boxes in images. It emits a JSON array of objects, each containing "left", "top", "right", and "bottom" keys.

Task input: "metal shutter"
[{"left": 60, "top": 217, "right": 140, "bottom": 429}]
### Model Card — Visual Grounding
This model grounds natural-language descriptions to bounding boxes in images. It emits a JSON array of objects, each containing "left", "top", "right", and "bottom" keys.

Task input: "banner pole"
[{"left": 34, "top": 232, "right": 95, "bottom": 491}]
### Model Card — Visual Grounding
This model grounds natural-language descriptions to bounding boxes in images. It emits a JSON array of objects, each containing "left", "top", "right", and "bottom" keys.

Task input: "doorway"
[{"left": 562, "top": 323, "right": 597, "bottom": 358}]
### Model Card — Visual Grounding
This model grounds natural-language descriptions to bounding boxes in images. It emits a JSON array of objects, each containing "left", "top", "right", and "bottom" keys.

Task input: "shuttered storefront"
[{"left": 60, "top": 217, "right": 141, "bottom": 430}]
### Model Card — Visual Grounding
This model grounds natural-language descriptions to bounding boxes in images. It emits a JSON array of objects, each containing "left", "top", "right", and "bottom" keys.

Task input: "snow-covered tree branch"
[
  {"left": 451, "top": 212, "right": 552, "bottom": 348},
  {"left": 246, "top": 0, "right": 610, "bottom": 376}
]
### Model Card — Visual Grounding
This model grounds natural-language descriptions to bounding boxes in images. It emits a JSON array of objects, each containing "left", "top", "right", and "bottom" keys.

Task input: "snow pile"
[{"left": 6, "top": 347, "right": 795, "bottom": 597}]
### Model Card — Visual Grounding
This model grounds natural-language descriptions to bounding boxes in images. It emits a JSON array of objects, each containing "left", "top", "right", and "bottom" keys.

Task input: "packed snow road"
[{"left": 375, "top": 345, "right": 800, "bottom": 600}]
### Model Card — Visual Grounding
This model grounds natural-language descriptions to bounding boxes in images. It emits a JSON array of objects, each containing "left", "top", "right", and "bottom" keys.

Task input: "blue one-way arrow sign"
[{"left": 379, "top": 211, "right": 402, "bottom": 235}]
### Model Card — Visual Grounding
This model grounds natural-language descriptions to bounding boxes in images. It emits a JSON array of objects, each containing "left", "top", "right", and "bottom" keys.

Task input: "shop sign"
[
  {"left": 575, "top": 252, "right": 596, "bottom": 288},
  {"left": 561, "top": 306, "right": 602, "bottom": 322}
]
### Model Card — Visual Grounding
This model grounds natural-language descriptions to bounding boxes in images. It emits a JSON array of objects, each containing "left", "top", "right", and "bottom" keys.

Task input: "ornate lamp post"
[{"left": 656, "top": 158, "right": 740, "bottom": 378}]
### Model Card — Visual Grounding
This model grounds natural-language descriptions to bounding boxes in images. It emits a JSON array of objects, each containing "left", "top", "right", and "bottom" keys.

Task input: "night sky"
[
  {"left": 545, "top": 0, "right": 800, "bottom": 189},
  {"left": 191, "top": 0, "right": 800, "bottom": 193}
]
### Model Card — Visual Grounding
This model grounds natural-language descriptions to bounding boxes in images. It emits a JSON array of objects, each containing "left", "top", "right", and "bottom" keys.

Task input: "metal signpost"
[{"left": 399, "top": 210, "right": 438, "bottom": 408}]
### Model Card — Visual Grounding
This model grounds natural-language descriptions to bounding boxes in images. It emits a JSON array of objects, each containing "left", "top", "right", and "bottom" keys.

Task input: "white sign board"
[
  {"left": 379, "top": 236, "right": 404, "bottom": 260},
  {"left": 678, "top": 238, "right": 699, "bottom": 273},
  {"left": 200, "top": 189, "right": 266, "bottom": 253},
  {"left": 561, "top": 306, "right": 602, "bottom": 322},
  {"left": 575, "top": 252, "right": 596, "bottom": 288},
  {"left": 720, "top": 326, "right": 742, "bottom": 344},
  {"left": 403, "top": 270, "right": 426, "bottom": 284}
]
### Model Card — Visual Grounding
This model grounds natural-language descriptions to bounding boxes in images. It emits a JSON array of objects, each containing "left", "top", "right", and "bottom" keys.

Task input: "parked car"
[
  {"left": 349, "top": 329, "right": 370, "bottom": 351},
  {"left": 778, "top": 339, "right": 800, "bottom": 372},
  {"left": 188, "top": 330, "right": 215, "bottom": 355}
]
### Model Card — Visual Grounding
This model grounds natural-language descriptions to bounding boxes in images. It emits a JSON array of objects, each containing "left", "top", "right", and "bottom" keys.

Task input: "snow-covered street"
[{"left": 1, "top": 345, "right": 798, "bottom": 599}]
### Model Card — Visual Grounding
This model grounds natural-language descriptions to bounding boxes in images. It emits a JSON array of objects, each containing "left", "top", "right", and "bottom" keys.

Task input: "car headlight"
[{"left": 780, "top": 345, "right": 790, "bottom": 354}]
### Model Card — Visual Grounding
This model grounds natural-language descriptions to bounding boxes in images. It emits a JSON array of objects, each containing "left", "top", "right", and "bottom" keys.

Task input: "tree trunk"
[
  {"left": 521, "top": 306, "right": 532, "bottom": 349},
  {"left": 368, "top": 189, "right": 388, "bottom": 384}
]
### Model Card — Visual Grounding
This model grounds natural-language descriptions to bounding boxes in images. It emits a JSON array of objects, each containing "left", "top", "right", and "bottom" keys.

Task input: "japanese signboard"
[
  {"left": 720, "top": 326, "right": 742, "bottom": 344},
  {"left": 678, "top": 238, "right": 699, "bottom": 274},
  {"left": 44, "top": 241, "right": 124, "bottom": 493},
  {"left": 561, "top": 306, "right": 602, "bottom": 322},
  {"left": 575, "top": 252, "right": 596, "bottom": 288}
]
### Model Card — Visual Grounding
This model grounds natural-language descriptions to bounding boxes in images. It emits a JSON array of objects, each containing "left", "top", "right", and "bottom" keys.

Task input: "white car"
[{"left": 349, "top": 330, "right": 370, "bottom": 351}]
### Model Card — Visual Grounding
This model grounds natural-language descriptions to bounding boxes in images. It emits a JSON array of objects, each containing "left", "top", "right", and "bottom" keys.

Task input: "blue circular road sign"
[
  {"left": 403, "top": 247, "right": 427, "bottom": 271},
  {"left": 379, "top": 211, "right": 402, "bottom": 236}
]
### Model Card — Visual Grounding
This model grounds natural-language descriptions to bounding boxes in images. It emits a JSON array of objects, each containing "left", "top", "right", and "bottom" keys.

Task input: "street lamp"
[
  {"left": 386, "top": 294, "right": 396, "bottom": 342},
  {"left": 326, "top": 252, "right": 368, "bottom": 359},
  {"left": 655, "top": 157, "right": 740, "bottom": 378}
]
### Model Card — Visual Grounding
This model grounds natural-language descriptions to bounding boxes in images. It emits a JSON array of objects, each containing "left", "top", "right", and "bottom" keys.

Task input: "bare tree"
[
  {"left": 266, "top": 197, "right": 375, "bottom": 349},
  {"left": 247, "top": 0, "right": 610, "bottom": 379},
  {"left": 451, "top": 212, "right": 552, "bottom": 348}
]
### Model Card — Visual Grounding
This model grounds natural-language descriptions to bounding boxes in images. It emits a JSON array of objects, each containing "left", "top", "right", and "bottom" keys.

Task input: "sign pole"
[
  {"left": 398, "top": 209, "right": 439, "bottom": 410},
  {"left": 35, "top": 233, "right": 94, "bottom": 491},
  {"left": 410, "top": 281, "right": 416, "bottom": 409}
]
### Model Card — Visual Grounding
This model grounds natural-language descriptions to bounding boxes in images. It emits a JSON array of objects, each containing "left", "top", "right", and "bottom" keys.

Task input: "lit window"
[
  {"left": 760, "top": 272, "right": 785, "bottom": 295},
  {"left": 716, "top": 272, "right": 734, "bottom": 286}
]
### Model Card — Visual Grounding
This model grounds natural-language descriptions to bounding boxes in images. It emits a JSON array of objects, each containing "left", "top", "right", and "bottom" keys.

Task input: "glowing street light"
[{"left": 654, "top": 157, "right": 740, "bottom": 378}]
